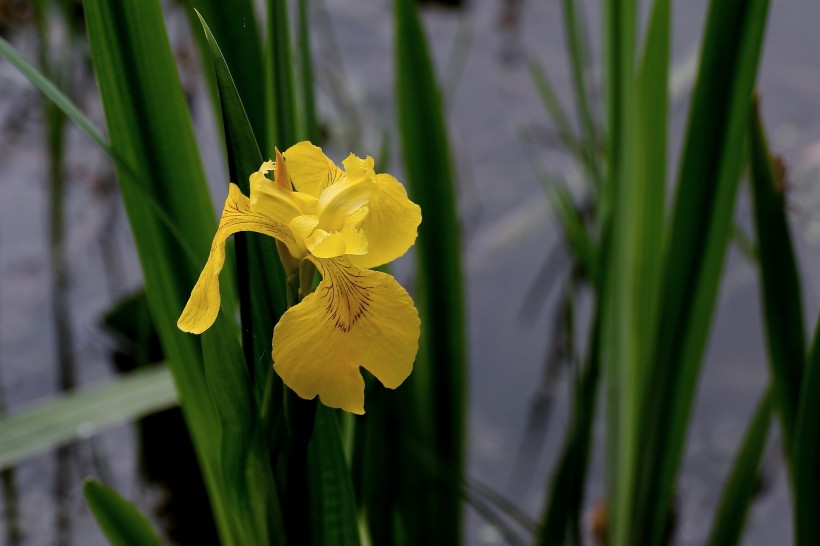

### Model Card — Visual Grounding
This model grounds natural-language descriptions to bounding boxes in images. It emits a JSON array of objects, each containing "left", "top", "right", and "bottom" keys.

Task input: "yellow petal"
[
  {"left": 341, "top": 153, "right": 375, "bottom": 181},
  {"left": 282, "top": 141, "right": 344, "bottom": 197},
  {"left": 272, "top": 257, "right": 420, "bottom": 414},
  {"left": 288, "top": 214, "right": 319, "bottom": 258},
  {"left": 306, "top": 223, "right": 368, "bottom": 258},
  {"left": 316, "top": 173, "right": 374, "bottom": 232},
  {"left": 177, "top": 183, "right": 296, "bottom": 334},
  {"left": 349, "top": 173, "right": 421, "bottom": 269},
  {"left": 249, "top": 162, "right": 315, "bottom": 221}
]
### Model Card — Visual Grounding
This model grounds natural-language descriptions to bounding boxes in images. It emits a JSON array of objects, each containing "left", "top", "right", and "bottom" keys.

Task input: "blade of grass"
[
  {"left": 705, "top": 392, "right": 772, "bottom": 546},
  {"left": 83, "top": 0, "right": 246, "bottom": 542},
  {"left": 395, "top": 0, "right": 467, "bottom": 543},
  {"left": 749, "top": 99, "right": 804, "bottom": 457},
  {"left": 83, "top": 480, "right": 163, "bottom": 546},
  {"left": 794, "top": 317, "right": 820, "bottom": 545},
  {"left": 537, "top": 318, "right": 600, "bottom": 546},
  {"left": 560, "top": 0, "right": 601, "bottom": 186},
  {"left": 606, "top": 3, "right": 671, "bottom": 541},
  {"left": 631, "top": 0, "right": 670, "bottom": 360},
  {"left": 522, "top": 137, "right": 597, "bottom": 282},
  {"left": 600, "top": 0, "right": 638, "bottom": 542},
  {"left": 0, "top": 36, "right": 205, "bottom": 269},
  {"left": 201, "top": 315, "right": 273, "bottom": 545},
  {"left": 528, "top": 60, "right": 586, "bottom": 163},
  {"left": 0, "top": 367, "right": 176, "bottom": 471},
  {"left": 0, "top": 36, "right": 106, "bottom": 149},
  {"left": 634, "top": 0, "right": 772, "bottom": 542},
  {"left": 306, "top": 406, "right": 362, "bottom": 546},
  {"left": 184, "top": 0, "right": 266, "bottom": 149},
  {"left": 297, "top": 0, "right": 319, "bottom": 143},
  {"left": 354, "top": 382, "right": 398, "bottom": 545},
  {"left": 196, "top": 11, "right": 288, "bottom": 402},
  {"left": 265, "top": 0, "right": 301, "bottom": 147}
]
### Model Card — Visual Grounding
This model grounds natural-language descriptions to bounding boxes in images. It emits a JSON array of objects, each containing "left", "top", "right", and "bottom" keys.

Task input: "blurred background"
[{"left": 2, "top": 0, "right": 820, "bottom": 543}]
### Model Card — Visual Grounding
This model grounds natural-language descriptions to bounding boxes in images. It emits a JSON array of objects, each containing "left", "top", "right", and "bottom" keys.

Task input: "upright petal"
[
  {"left": 341, "top": 153, "right": 375, "bottom": 181},
  {"left": 316, "top": 174, "right": 374, "bottom": 232},
  {"left": 178, "top": 184, "right": 296, "bottom": 334},
  {"left": 349, "top": 173, "right": 422, "bottom": 269},
  {"left": 283, "top": 141, "right": 344, "bottom": 197},
  {"left": 272, "top": 257, "right": 420, "bottom": 414},
  {"left": 249, "top": 161, "right": 316, "bottom": 221}
]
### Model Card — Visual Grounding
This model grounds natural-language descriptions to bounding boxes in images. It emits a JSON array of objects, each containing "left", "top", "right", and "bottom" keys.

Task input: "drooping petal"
[
  {"left": 177, "top": 183, "right": 296, "bottom": 334},
  {"left": 349, "top": 173, "right": 422, "bottom": 269},
  {"left": 272, "top": 257, "right": 420, "bottom": 414},
  {"left": 283, "top": 141, "right": 344, "bottom": 197}
]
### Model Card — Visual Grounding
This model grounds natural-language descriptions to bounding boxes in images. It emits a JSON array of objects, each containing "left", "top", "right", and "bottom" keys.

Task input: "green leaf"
[
  {"left": 297, "top": 0, "right": 319, "bottom": 142},
  {"left": 604, "top": 3, "right": 671, "bottom": 540},
  {"left": 196, "top": 11, "right": 288, "bottom": 402},
  {"left": 183, "top": 0, "right": 266, "bottom": 149},
  {"left": 528, "top": 60, "right": 586, "bottom": 166},
  {"left": 0, "top": 368, "right": 176, "bottom": 471},
  {"left": 706, "top": 392, "right": 771, "bottom": 546},
  {"left": 633, "top": 0, "right": 772, "bottom": 542},
  {"left": 201, "top": 315, "right": 272, "bottom": 545},
  {"left": 394, "top": 0, "right": 467, "bottom": 543},
  {"left": 537, "top": 319, "right": 601, "bottom": 546},
  {"left": 632, "top": 0, "right": 670, "bottom": 352},
  {"left": 265, "top": 0, "right": 301, "bottom": 147},
  {"left": 0, "top": 36, "right": 198, "bottom": 262},
  {"left": 545, "top": 181, "right": 596, "bottom": 284},
  {"left": 749, "top": 99, "right": 804, "bottom": 455},
  {"left": 83, "top": 479, "right": 164, "bottom": 546},
  {"left": 0, "top": 35, "right": 107, "bottom": 152},
  {"left": 83, "top": 0, "right": 241, "bottom": 542},
  {"left": 794, "top": 318, "right": 820, "bottom": 545},
  {"left": 559, "top": 0, "right": 601, "bottom": 186},
  {"left": 307, "top": 406, "right": 362, "bottom": 546}
]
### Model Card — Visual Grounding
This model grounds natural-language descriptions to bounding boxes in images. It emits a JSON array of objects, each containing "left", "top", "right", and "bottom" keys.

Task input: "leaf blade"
[
  {"left": 394, "top": 0, "right": 467, "bottom": 542},
  {"left": 706, "top": 393, "right": 772, "bottom": 546},
  {"left": 83, "top": 480, "right": 164, "bottom": 546}
]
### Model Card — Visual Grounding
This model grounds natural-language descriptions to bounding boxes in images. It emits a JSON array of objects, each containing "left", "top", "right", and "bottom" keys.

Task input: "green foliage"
[
  {"left": 10, "top": 0, "right": 816, "bottom": 545},
  {"left": 394, "top": 0, "right": 467, "bottom": 543},
  {"left": 196, "top": 11, "right": 288, "bottom": 403},
  {"left": 265, "top": 0, "right": 302, "bottom": 147},
  {"left": 706, "top": 393, "right": 772, "bottom": 546},
  {"left": 617, "top": 0, "right": 772, "bottom": 542},
  {"left": 749, "top": 100, "right": 805, "bottom": 455},
  {"left": 0, "top": 368, "right": 176, "bottom": 471},
  {"left": 794, "top": 320, "right": 820, "bottom": 545},
  {"left": 537, "top": 320, "right": 600, "bottom": 546},
  {"left": 83, "top": 480, "right": 164, "bottom": 546},
  {"left": 83, "top": 0, "right": 245, "bottom": 542},
  {"left": 183, "top": 0, "right": 267, "bottom": 147},
  {"left": 307, "top": 407, "right": 362, "bottom": 546}
]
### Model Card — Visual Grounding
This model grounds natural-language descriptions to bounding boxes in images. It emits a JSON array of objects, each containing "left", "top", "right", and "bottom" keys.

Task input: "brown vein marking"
[
  {"left": 320, "top": 259, "right": 376, "bottom": 333},
  {"left": 218, "top": 201, "right": 294, "bottom": 246},
  {"left": 321, "top": 166, "right": 345, "bottom": 191}
]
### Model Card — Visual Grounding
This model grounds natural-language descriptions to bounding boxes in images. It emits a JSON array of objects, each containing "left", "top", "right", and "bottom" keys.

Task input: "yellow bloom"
[{"left": 177, "top": 141, "right": 422, "bottom": 414}]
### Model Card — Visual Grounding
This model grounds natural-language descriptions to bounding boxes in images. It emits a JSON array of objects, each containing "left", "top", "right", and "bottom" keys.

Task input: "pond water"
[{"left": 2, "top": 0, "right": 820, "bottom": 544}]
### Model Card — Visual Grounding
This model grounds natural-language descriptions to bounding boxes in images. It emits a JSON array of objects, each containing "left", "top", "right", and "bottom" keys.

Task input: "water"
[{"left": 2, "top": 0, "right": 820, "bottom": 543}]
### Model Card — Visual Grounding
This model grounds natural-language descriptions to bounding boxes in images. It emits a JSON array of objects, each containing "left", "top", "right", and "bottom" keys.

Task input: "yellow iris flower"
[{"left": 177, "top": 141, "right": 422, "bottom": 414}]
